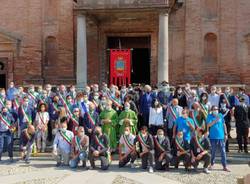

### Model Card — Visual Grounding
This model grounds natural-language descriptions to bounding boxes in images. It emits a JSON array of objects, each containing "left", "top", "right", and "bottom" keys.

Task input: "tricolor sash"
[
  {"left": 59, "top": 130, "right": 72, "bottom": 145},
  {"left": 222, "top": 93, "right": 230, "bottom": 107},
  {"left": 183, "top": 89, "right": 192, "bottom": 100},
  {"left": 87, "top": 112, "right": 96, "bottom": 128},
  {"left": 168, "top": 106, "right": 177, "bottom": 120},
  {"left": 137, "top": 132, "right": 150, "bottom": 149},
  {"left": 94, "top": 135, "right": 106, "bottom": 150},
  {"left": 58, "top": 93, "right": 73, "bottom": 118},
  {"left": 186, "top": 120, "right": 195, "bottom": 131},
  {"left": 191, "top": 111, "right": 200, "bottom": 129},
  {"left": 154, "top": 136, "right": 165, "bottom": 153},
  {"left": 106, "top": 94, "right": 123, "bottom": 109},
  {"left": 71, "top": 115, "right": 79, "bottom": 127},
  {"left": 21, "top": 106, "right": 32, "bottom": 124},
  {"left": 13, "top": 98, "right": 20, "bottom": 110},
  {"left": 75, "top": 136, "right": 82, "bottom": 151},
  {"left": 199, "top": 103, "right": 208, "bottom": 117},
  {"left": 175, "top": 137, "right": 185, "bottom": 152},
  {"left": 0, "top": 97, "right": 5, "bottom": 107},
  {"left": 122, "top": 135, "right": 134, "bottom": 151},
  {"left": 28, "top": 92, "right": 37, "bottom": 102},
  {"left": 38, "top": 112, "right": 47, "bottom": 125},
  {"left": 52, "top": 103, "right": 59, "bottom": 112},
  {"left": 94, "top": 135, "right": 111, "bottom": 163},
  {"left": 0, "top": 114, "right": 12, "bottom": 129},
  {"left": 194, "top": 133, "right": 205, "bottom": 152}
]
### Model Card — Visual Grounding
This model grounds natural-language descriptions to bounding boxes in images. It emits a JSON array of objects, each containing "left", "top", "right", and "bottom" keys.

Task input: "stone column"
[
  {"left": 157, "top": 13, "right": 169, "bottom": 83},
  {"left": 76, "top": 14, "right": 87, "bottom": 88}
]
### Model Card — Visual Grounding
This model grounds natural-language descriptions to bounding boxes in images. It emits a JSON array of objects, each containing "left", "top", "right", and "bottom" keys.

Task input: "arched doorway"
[{"left": 0, "top": 59, "right": 7, "bottom": 88}]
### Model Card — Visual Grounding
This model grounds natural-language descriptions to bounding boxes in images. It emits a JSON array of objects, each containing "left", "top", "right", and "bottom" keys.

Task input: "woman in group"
[{"left": 148, "top": 98, "right": 164, "bottom": 135}]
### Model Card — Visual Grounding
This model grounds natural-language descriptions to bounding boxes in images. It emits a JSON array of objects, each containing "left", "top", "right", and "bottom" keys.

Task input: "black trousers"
[
  {"left": 236, "top": 126, "right": 249, "bottom": 151},
  {"left": 155, "top": 153, "right": 172, "bottom": 170},
  {"left": 89, "top": 153, "right": 109, "bottom": 170},
  {"left": 192, "top": 153, "right": 211, "bottom": 169},
  {"left": 149, "top": 125, "right": 164, "bottom": 136},
  {"left": 173, "top": 153, "right": 191, "bottom": 169},
  {"left": 141, "top": 152, "right": 154, "bottom": 169},
  {"left": 119, "top": 153, "right": 137, "bottom": 168}
]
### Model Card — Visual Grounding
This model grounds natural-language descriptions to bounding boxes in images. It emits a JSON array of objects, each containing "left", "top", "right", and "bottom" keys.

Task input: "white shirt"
[
  {"left": 119, "top": 134, "right": 135, "bottom": 154},
  {"left": 149, "top": 107, "right": 164, "bottom": 126},
  {"left": 35, "top": 112, "right": 49, "bottom": 130},
  {"left": 53, "top": 129, "right": 74, "bottom": 154},
  {"left": 208, "top": 93, "right": 220, "bottom": 107}
]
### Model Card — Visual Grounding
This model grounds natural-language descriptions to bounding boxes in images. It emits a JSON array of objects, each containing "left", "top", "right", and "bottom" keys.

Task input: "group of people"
[{"left": 0, "top": 81, "right": 249, "bottom": 174}]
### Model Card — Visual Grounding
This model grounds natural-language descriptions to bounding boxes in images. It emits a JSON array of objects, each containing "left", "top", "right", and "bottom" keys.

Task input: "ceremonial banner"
[{"left": 110, "top": 49, "right": 131, "bottom": 86}]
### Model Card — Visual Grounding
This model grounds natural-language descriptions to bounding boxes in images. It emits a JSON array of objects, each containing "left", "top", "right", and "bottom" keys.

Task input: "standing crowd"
[{"left": 0, "top": 81, "right": 249, "bottom": 174}]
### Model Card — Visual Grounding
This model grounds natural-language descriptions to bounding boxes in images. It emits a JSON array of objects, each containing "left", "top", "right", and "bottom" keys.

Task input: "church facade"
[{"left": 0, "top": 0, "right": 249, "bottom": 88}]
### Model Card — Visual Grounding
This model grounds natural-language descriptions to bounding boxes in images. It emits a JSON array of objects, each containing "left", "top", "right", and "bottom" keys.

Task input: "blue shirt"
[
  {"left": 6, "top": 87, "right": 18, "bottom": 101},
  {"left": 206, "top": 113, "right": 225, "bottom": 140},
  {"left": 175, "top": 117, "right": 194, "bottom": 142}
]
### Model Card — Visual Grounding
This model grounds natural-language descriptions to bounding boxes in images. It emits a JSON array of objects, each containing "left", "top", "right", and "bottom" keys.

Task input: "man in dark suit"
[
  {"left": 139, "top": 85, "right": 154, "bottom": 127},
  {"left": 234, "top": 97, "right": 250, "bottom": 153}
]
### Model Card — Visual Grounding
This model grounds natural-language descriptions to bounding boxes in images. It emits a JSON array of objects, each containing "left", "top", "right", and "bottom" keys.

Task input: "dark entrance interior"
[
  {"left": 0, "top": 74, "right": 6, "bottom": 88},
  {"left": 107, "top": 36, "right": 151, "bottom": 84}
]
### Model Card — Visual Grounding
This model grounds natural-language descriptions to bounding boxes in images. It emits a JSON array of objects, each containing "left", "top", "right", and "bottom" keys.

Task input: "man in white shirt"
[
  {"left": 52, "top": 117, "right": 74, "bottom": 166},
  {"left": 208, "top": 86, "right": 220, "bottom": 107}
]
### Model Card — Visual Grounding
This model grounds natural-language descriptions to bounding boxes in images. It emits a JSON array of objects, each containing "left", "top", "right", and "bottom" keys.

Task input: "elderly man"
[
  {"left": 139, "top": 85, "right": 154, "bottom": 127},
  {"left": 166, "top": 98, "right": 183, "bottom": 141}
]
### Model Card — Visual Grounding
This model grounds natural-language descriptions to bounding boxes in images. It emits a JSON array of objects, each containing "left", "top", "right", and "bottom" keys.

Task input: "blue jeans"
[
  {"left": 69, "top": 151, "right": 88, "bottom": 168},
  {"left": 210, "top": 139, "right": 227, "bottom": 167},
  {"left": 0, "top": 131, "right": 13, "bottom": 158}
]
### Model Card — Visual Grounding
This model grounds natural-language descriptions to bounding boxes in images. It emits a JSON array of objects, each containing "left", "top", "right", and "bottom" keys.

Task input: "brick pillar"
[
  {"left": 76, "top": 14, "right": 87, "bottom": 88},
  {"left": 158, "top": 13, "right": 169, "bottom": 84}
]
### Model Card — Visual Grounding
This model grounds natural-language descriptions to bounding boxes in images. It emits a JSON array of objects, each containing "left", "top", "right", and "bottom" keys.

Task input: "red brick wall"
[{"left": 0, "top": 0, "right": 75, "bottom": 86}]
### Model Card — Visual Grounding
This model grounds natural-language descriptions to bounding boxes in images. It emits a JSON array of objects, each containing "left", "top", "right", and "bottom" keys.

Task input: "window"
[
  {"left": 45, "top": 36, "right": 57, "bottom": 66},
  {"left": 204, "top": 33, "right": 217, "bottom": 62},
  {"left": 204, "top": 0, "right": 218, "bottom": 18}
]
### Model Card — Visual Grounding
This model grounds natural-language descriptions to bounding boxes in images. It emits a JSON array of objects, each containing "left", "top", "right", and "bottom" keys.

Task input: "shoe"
[
  {"left": 56, "top": 162, "right": 61, "bottom": 167},
  {"left": 203, "top": 168, "right": 211, "bottom": 174},
  {"left": 9, "top": 157, "right": 14, "bottom": 162},
  {"left": 25, "top": 159, "right": 30, "bottom": 164},
  {"left": 165, "top": 165, "right": 170, "bottom": 171},
  {"left": 223, "top": 167, "right": 231, "bottom": 172},
  {"left": 238, "top": 149, "right": 243, "bottom": 153},
  {"left": 244, "top": 150, "right": 248, "bottom": 153},
  {"left": 208, "top": 165, "right": 214, "bottom": 170},
  {"left": 130, "top": 162, "right": 135, "bottom": 169},
  {"left": 193, "top": 166, "right": 198, "bottom": 172},
  {"left": 149, "top": 166, "right": 154, "bottom": 173}
]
